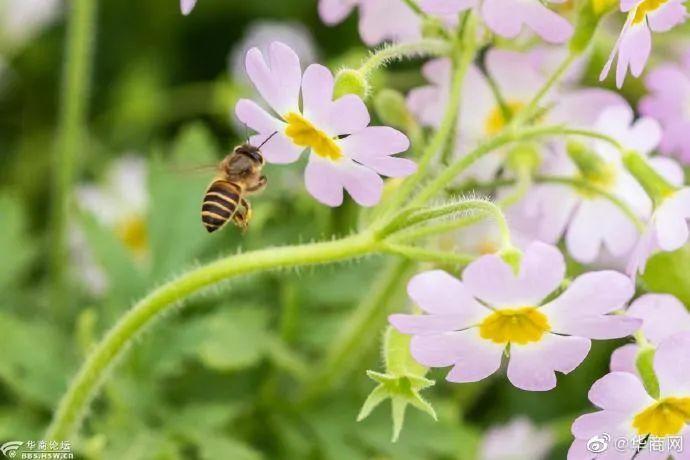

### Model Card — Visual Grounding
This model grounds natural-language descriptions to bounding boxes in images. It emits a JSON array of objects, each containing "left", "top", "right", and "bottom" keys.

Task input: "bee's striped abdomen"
[{"left": 201, "top": 180, "right": 242, "bottom": 233}]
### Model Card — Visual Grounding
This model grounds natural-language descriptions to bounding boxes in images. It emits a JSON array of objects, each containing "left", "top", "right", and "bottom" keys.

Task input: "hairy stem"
[
  {"left": 46, "top": 233, "right": 379, "bottom": 440},
  {"left": 357, "top": 39, "right": 452, "bottom": 77},
  {"left": 50, "top": 0, "right": 97, "bottom": 315}
]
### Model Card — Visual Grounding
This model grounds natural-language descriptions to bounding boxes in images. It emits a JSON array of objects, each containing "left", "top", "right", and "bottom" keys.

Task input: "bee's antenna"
[{"left": 257, "top": 131, "right": 278, "bottom": 149}]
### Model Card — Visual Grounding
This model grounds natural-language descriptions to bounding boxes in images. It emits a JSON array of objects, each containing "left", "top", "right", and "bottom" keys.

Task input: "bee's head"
[{"left": 235, "top": 144, "right": 265, "bottom": 166}]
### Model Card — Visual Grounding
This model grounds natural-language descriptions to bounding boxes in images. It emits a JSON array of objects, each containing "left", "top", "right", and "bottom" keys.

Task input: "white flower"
[
  {"left": 0, "top": 0, "right": 61, "bottom": 47},
  {"left": 480, "top": 417, "right": 554, "bottom": 460}
]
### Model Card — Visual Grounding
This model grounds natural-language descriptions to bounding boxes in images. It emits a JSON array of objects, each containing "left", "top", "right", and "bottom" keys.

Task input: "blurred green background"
[{"left": 2, "top": 1, "right": 684, "bottom": 458}]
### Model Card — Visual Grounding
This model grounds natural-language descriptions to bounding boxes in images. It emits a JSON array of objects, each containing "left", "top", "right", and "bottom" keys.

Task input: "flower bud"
[
  {"left": 333, "top": 68, "right": 369, "bottom": 100},
  {"left": 374, "top": 89, "right": 417, "bottom": 132},
  {"left": 636, "top": 347, "right": 660, "bottom": 399},
  {"left": 622, "top": 151, "right": 676, "bottom": 206},
  {"left": 500, "top": 246, "right": 522, "bottom": 275},
  {"left": 566, "top": 141, "right": 613, "bottom": 187},
  {"left": 569, "top": 0, "right": 618, "bottom": 54},
  {"left": 505, "top": 143, "right": 541, "bottom": 175}
]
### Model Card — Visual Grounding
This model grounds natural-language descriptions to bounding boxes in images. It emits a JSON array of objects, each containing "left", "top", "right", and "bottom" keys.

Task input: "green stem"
[
  {"left": 411, "top": 125, "right": 625, "bottom": 207},
  {"left": 357, "top": 39, "right": 452, "bottom": 77},
  {"left": 300, "top": 259, "right": 413, "bottom": 403},
  {"left": 511, "top": 52, "right": 578, "bottom": 127},
  {"left": 537, "top": 176, "right": 646, "bottom": 231},
  {"left": 45, "top": 233, "right": 379, "bottom": 440},
  {"left": 382, "top": 244, "right": 475, "bottom": 265},
  {"left": 381, "top": 44, "right": 472, "bottom": 217},
  {"left": 50, "top": 0, "right": 97, "bottom": 314}
]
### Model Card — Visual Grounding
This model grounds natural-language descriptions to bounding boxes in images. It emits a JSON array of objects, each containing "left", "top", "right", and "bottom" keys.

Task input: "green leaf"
[
  {"left": 641, "top": 245, "right": 690, "bottom": 307},
  {"left": 194, "top": 306, "right": 270, "bottom": 371},
  {"left": 0, "top": 312, "right": 75, "bottom": 407}
]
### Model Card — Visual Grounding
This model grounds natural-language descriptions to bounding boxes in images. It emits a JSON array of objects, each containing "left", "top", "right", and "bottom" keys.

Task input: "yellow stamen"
[
  {"left": 479, "top": 307, "right": 550, "bottom": 345},
  {"left": 632, "top": 397, "right": 690, "bottom": 437},
  {"left": 484, "top": 101, "right": 525, "bottom": 136},
  {"left": 116, "top": 215, "right": 148, "bottom": 256},
  {"left": 284, "top": 112, "right": 342, "bottom": 161},
  {"left": 632, "top": 0, "right": 668, "bottom": 24}
]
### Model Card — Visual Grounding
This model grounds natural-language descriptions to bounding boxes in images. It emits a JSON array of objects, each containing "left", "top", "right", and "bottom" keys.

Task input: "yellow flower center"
[
  {"left": 632, "top": 0, "right": 668, "bottom": 24},
  {"left": 477, "top": 240, "right": 500, "bottom": 255},
  {"left": 284, "top": 112, "right": 342, "bottom": 161},
  {"left": 479, "top": 307, "right": 550, "bottom": 345},
  {"left": 116, "top": 215, "right": 148, "bottom": 256},
  {"left": 632, "top": 397, "right": 690, "bottom": 437},
  {"left": 484, "top": 101, "right": 525, "bottom": 136}
]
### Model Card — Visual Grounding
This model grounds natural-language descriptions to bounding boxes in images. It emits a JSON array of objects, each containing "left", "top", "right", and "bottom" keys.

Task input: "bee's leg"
[
  {"left": 246, "top": 175, "right": 267, "bottom": 193},
  {"left": 233, "top": 198, "right": 252, "bottom": 233}
]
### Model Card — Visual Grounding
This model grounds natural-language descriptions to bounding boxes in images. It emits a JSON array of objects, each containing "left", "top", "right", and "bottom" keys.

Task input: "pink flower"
[
  {"left": 180, "top": 0, "right": 198, "bottom": 15},
  {"left": 318, "top": 0, "right": 421, "bottom": 45},
  {"left": 480, "top": 417, "right": 555, "bottom": 460},
  {"left": 600, "top": 0, "right": 687, "bottom": 88},
  {"left": 627, "top": 185, "right": 690, "bottom": 275},
  {"left": 421, "top": 0, "right": 573, "bottom": 43},
  {"left": 569, "top": 332, "right": 690, "bottom": 459},
  {"left": 407, "top": 48, "right": 622, "bottom": 181},
  {"left": 610, "top": 294, "right": 690, "bottom": 375},
  {"left": 389, "top": 242, "right": 640, "bottom": 391},
  {"left": 639, "top": 52, "right": 690, "bottom": 164},
  {"left": 235, "top": 42, "right": 416, "bottom": 207}
]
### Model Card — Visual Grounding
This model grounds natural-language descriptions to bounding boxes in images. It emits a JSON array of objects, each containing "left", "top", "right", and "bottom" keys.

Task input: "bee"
[{"left": 201, "top": 133, "right": 275, "bottom": 233}]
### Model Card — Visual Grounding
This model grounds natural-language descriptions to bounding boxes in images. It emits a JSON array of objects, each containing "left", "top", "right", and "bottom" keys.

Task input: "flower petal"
[
  {"left": 304, "top": 155, "right": 344, "bottom": 206},
  {"left": 628, "top": 294, "right": 690, "bottom": 345},
  {"left": 180, "top": 0, "right": 198, "bottom": 15},
  {"left": 654, "top": 331, "right": 690, "bottom": 397},
  {"left": 318, "top": 0, "right": 356, "bottom": 25},
  {"left": 610, "top": 343, "right": 639, "bottom": 374},
  {"left": 647, "top": 0, "right": 687, "bottom": 32},
  {"left": 406, "top": 269, "right": 491, "bottom": 317},
  {"left": 248, "top": 132, "right": 304, "bottom": 164},
  {"left": 338, "top": 127, "right": 415, "bottom": 177},
  {"left": 245, "top": 41, "right": 301, "bottom": 116},
  {"left": 235, "top": 98, "right": 285, "bottom": 133},
  {"left": 462, "top": 241, "right": 565, "bottom": 308},
  {"left": 588, "top": 371, "right": 654, "bottom": 412},
  {"left": 655, "top": 188, "right": 690, "bottom": 251},
  {"left": 521, "top": 0, "right": 573, "bottom": 43},
  {"left": 507, "top": 334, "right": 591, "bottom": 391}
]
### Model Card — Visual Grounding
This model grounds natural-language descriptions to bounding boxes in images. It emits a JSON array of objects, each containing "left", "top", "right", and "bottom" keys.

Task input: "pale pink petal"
[
  {"left": 628, "top": 294, "right": 690, "bottom": 345},
  {"left": 338, "top": 127, "right": 415, "bottom": 177},
  {"left": 235, "top": 98, "right": 285, "bottom": 133},
  {"left": 549, "top": 89, "right": 627, "bottom": 127},
  {"left": 610, "top": 343, "right": 639, "bottom": 374},
  {"left": 410, "top": 329, "right": 505, "bottom": 382},
  {"left": 180, "top": 0, "right": 197, "bottom": 15},
  {"left": 389, "top": 313, "right": 482, "bottom": 335},
  {"left": 302, "top": 64, "right": 370, "bottom": 136},
  {"left": 621, "top": 0, "right": 641, "bottom": 11},
  {"left": 485, "top": 49, "right": 544, "bottom": 99},
  {"left": 647, "top": 0, "right": 688, "bottom": 32},
  {"left": 318, "top": 0, "right": 357, "bottom": 25},
  {"left": 544, "top": 271, "right": 634, "bottom": 317},
  {"left": 420, "top": 0, "right": 475, "bottom": 14},
  {"left": 616, "top": 23, "right": 651, "bottom": 87},
  {"left": 245, "top": 42, "right": 301, "bottom": 116},
  {"left": 338, "top": 159, "right": 384, "bottom": 206},
  {"left": 462, "top": 242, "right": 565, "bottom": 308},
  {"left": 654, "top": 188, "right": 690, "bottom": 251},
  {"left": 507, "top": 334, "right": 591, "bottom": 391},
  {"left": 304, "top": 155, "right": 344, "bottom": 206},
  {"left": 587, "top": 372, "right": 654, "bottom": 412},
  {"left": 648, "top": 156, "right": 685, "bottom": 186},
  {"left": 571, "top": 410, "right": 634, "bottom": 441},
  {"left": 248, "top": 132, "right": 304, "bottom": 164},
  {"left": 521, "top": 1, "right": 573, "bottom": 43},
  {"left": 406, "top": 270, "right": 491, "bottom": 318},
  {"left": 654, "top": 331, "right": 690, "bottom": 396},
  {"left": 407, "top": 86, "right": 445, "bottom": 127},
  {"left": 481, "top": 0, "right": 523, "bottom": 39},
  {"left": 358, "top": 0, "right": 421, "bottom": 45}
]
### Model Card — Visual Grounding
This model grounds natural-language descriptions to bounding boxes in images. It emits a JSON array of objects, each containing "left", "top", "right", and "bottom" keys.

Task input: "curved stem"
[
  {"left": 382, "top": 243, "right": 475, "bottom": 265},
  {"left": 379, "top": 45, "right": 472, "bottom": 219},
  {"left": 411, "top": 125, "right": 625, "bottom": 207},
  {"left": 45, "top": 232, "right": 379, "bottom": 440},
  {"left": 357, "top": 39, "right": 452, "bottom": 77},
  {"left": 537, "top": 176, "right": 646, "bottom": 232},
  {"left": 511, "top": 52, "right": 578, "bottom": 127},
  {"left": 50, "top": 0, "right": 97, "bottom": 316}
]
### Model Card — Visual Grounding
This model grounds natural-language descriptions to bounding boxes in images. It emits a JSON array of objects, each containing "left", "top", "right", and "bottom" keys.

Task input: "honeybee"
[{"left": 201, "top": 135, "right": 274, "bottom": 233}]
